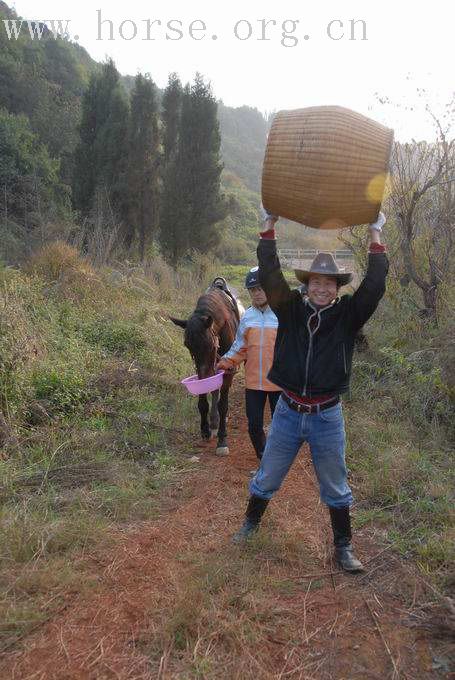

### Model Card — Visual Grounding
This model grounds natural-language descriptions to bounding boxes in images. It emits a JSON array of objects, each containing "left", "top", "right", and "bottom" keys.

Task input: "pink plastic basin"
[{"left": 181, "top": 370, "right": 225, "bottom": 395}]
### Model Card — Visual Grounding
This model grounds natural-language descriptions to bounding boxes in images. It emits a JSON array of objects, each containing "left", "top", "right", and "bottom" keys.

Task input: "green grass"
[
  {"left": 344, "top": 288, "right": 455, "bottom": 583},
  {"left": 82, "top": 318, "right": 147, "bottom": 355},
  {"left": 31, "top": 366, "right": 91, "bottom": 413}
]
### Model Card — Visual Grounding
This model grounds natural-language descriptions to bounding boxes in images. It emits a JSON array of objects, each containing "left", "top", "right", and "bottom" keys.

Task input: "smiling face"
[
  {"left": 307, "top": 274, "right": 338, "bottom": 307},
  {"left": 248, "top": 285, "right": 268, "bottom": 309}
]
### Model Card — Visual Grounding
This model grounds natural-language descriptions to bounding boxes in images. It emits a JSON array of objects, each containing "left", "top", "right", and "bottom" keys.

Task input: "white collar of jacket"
[{"left": 246, "top": 304, "right": 277, "bottom": 318}]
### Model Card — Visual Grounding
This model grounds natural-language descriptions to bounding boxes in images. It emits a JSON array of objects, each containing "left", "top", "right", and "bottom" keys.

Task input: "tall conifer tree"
[
  {"left": 159, "top": 74, "right": 227, "bottom": 263},
  {"left": 161, "top": 72, "right": 182, "bottom": 164},
  {"left": 126, "top": 73, "right": 161, "bottom": 259},
  {"left": 72, "top": 59, "right": 129, "bottom": 229}
]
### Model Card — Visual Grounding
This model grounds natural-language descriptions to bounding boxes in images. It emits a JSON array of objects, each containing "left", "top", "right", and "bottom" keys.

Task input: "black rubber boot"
[
  {"left": 232, "top": 496, "right": 269, "bottom": 543},
  {"left": 329, "top": 506, "right": 364, "bottom": 572}
]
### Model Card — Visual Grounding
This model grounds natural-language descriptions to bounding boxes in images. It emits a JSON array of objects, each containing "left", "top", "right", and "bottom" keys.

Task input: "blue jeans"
[{"left": 249, "top": 395, "right": 353, "bottom": 508}]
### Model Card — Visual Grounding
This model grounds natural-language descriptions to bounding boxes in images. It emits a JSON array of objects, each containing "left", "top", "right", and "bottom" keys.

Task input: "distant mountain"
[{"left": 218, "top": 103, "right": 268, "bottom": 192}]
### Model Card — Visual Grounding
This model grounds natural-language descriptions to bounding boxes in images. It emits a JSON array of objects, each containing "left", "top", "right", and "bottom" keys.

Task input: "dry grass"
[
  {"left": 1, "top": 236, "right": 454, "bottom": 676},
  {"left": 26, "top": 241, "right": 95, "bottom": 282}
]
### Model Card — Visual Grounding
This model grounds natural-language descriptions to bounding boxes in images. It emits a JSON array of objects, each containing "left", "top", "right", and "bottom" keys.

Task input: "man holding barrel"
[{"left": 232, "top": 211, "right": 388, "bottom": 572}]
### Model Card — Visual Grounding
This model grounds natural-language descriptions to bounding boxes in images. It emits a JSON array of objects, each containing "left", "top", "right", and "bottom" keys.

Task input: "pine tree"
[
  {"left": 159, "top": 156, "right": 189, "bottom": 263},
  {"left": 72, "top": 75, "right": 98, "bottom": 215},
  {"left": 72, "top": 59, "right": 129, "bottom": 229},
  {"left": 183, "top": 74, "right": 227, "bottom": 253},
  {"left": 96, "top": 85, "right": 130, "bottom": 223},
  {"left": 126, "top": 73, "right": 161, "bottom": 259},
  {"left": 159, "top": 74, "right": 227, "bottom": 264},
  {"left": 161, "top": 72, "right": 182, "bottom": 164}
]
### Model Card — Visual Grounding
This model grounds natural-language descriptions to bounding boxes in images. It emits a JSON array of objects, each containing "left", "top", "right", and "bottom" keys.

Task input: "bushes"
[
  {"left": 216, "top": 236, "right": 252, "bottom": 265},
  {"left": 31, "top": 367, "right": 90, "bottom": 414},
  {"left": 388, "top": 347, "right": 452, "bottom": 427},
  {"left": 0, "top": 269, "right": 42, "bottom": 413},
  {"left": 83, "top": 319, "right": 146, "bottom": 355},
  {"left": 346, "top": 286, "right": 455, "bottom": 576},
  {"left": 351, "top": 346, "right": 453, "bottom": 435},
  {"left": 26, "top": 241, "right": 94, "bottom": 282}
]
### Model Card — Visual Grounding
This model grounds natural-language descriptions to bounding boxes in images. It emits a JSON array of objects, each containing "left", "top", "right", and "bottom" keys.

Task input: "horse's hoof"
[
  {"left": 215, "top": 446, "right": 229, "bottom": 456},
  {"left": 201, "top": 432, "right": 211, "bottom": 442},
  {"left": 210, "top": 429, "right": 218, "bottom": 439}
]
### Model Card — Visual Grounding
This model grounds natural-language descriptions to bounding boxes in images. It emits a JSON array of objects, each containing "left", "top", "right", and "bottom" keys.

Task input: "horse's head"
[{"left": 170, "top": 314, "right": 219, "bottom": 379}]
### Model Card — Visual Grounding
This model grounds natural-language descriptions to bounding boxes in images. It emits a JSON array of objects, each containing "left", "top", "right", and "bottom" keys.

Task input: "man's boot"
[
  {"left": 232, "top": 495, "right": 269, "bottom": 543},
  {"left": 328, "top": 506, "right": 364, "bottom": 572}
]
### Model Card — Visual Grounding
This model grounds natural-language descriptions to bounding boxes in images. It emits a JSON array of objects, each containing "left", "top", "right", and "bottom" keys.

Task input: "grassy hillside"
[
  {"left": 0, "top": 244, "right": 213, "bottom": 646},
  {"left": 0, "top": 246, "right": 453, "bottom": 652}
]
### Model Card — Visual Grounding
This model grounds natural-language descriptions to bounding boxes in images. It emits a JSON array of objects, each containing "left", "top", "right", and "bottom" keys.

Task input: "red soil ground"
[{"left": 0, "top": 385, "right": 450, "bottom": 679}]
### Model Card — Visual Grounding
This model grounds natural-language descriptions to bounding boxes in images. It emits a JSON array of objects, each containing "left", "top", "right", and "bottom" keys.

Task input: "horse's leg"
[
  {"left": 210, "top": 390, "right": 220, "bottom": 439},
  {"left": 216, "top": 385, "right": 230, "bottom": 456},
  {"left": 198, "top": 394, "right": 211, "bottom": 440}
]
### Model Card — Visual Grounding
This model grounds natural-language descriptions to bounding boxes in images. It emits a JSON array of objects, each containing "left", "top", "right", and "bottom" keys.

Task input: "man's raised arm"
[
  {"left": 257, "top": 212, "right": 292, "bottom": 316},
  {"left": 348, "top": 212, "right": 389, "bottom": 332}
]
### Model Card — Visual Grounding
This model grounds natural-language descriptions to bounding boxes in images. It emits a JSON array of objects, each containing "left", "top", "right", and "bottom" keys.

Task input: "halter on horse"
[{"left": 170, "top": 279, "right": 241, "bottom": 455}]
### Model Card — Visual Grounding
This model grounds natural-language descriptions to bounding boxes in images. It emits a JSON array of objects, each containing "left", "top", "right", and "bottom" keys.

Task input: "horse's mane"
[
  {"left": 185, "top": 289, "right": 238, "bottom": 359},
  {"left": 196, "top": 289, "right": 232, "bottom": 322}
]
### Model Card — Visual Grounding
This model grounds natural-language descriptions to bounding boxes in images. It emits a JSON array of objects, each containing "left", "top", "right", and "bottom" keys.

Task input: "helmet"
[{"left": 245, "top": 266, "right": 260, "bottom": 289}]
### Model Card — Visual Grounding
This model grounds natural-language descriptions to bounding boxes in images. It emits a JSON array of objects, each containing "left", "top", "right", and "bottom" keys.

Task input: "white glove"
[
  {"left": 370, "top": 211, "right": 386, "bottom": 232},
  {"left": 260, "top": 204, "right": 279, "bottom": 221}
]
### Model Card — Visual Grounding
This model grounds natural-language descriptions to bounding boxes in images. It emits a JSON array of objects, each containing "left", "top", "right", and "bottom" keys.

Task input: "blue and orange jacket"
[{"left": 221, "top": 305, "right": 280, "bottom": 391}]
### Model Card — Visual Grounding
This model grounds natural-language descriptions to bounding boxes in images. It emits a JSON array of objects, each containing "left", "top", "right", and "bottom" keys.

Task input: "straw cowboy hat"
[{"left": 294, "top": 252, "right": 353, "bottom": 287}]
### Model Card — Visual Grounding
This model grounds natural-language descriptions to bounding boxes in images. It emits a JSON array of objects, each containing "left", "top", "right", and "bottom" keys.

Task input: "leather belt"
[{"left": 282, "top": 393, "right": 340, "bottom": 414}]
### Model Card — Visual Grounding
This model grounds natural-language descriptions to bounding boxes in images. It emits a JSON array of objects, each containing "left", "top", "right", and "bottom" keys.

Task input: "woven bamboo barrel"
[{"left": 261, "top": 106, "right": 394, "bottom": 229}]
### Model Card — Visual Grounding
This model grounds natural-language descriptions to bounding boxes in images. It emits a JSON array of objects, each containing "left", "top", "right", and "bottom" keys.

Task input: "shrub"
[
  {"left": 376, "top": 346, "right": 453, "bottom": 433},
  {"left": 26, "top": 241, "right": 94, "bottom": 282},
  {"left": 216, "top": 236, "right": 252, "bottom": 265},
  {"left": 0, "top": 270, "right": 42, "bottom": 412},
  {"left": 82, "top": 319, "right": 146, "bottom": 355},
  {"left": 31, "top": 367, "right": 90, "bottom": 413}
]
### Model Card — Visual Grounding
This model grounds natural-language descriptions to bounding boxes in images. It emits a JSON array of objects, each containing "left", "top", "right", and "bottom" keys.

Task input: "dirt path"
[{"left": 0, "top": 385, "right": 445, "bottom": 679}]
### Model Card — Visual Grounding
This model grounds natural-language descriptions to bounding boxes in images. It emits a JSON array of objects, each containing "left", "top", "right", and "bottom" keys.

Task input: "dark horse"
[{"left": 170, "top": 279, "right": 242, "bottom": 456}]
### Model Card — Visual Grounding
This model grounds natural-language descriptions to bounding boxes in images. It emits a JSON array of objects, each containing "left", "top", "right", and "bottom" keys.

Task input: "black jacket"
[{"left": 257, "top": 238, "right": 389, "bottom": 397}]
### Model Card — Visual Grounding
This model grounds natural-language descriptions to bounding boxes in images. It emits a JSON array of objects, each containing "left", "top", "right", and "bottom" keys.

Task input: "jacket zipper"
[
  {"left": 302, "top": 302, "right": 332, "bottom": 396},
  {"left": 303, "top": 309, "right": 321, "bottom": 396},
  {"left": 342, "top": 343, "right": 347, "bottom": 374}
]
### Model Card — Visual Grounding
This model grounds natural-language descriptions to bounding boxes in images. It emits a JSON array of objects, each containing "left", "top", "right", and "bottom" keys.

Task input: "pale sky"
[{"left": 10, "top": 0, "right": 455, "bottom": 141}]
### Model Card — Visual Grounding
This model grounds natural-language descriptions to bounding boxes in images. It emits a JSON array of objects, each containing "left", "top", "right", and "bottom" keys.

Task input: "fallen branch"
[
  {"left": 13, "top": 462, "right": 113, "bottom": 490},
  {"left": 365, "top": 598, "right": 400, "bottom": 678},
  {"left": 288, "top": 569, "right": 342, "bottom": 581}
]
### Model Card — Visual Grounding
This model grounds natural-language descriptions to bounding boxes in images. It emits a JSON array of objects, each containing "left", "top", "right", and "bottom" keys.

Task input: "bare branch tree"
[{"left": 387, "top": 107, "right": 455, "bottom": 322}]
